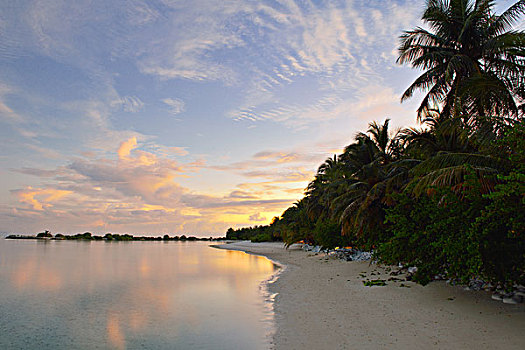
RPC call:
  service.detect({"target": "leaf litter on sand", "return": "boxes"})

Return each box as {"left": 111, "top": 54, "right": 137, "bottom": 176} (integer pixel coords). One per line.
{"left": 363, "top": 279, "right": 387, "bottom": 287}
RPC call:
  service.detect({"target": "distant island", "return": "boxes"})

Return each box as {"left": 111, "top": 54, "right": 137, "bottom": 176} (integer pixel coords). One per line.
{"left": 6, "top": 230, "right": 226, "bottom": 242}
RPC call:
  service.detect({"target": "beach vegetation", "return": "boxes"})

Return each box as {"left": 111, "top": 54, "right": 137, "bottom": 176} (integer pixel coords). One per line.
{"left": 226, "top": 0, "right": 524, "bottom": 287}
{"left": 363, "top": 279, "right": 387, "bottom": 287}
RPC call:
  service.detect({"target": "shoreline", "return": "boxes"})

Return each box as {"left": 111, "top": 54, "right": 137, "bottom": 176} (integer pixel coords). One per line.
{"left": 215, "top": 241, "right": 525, "bottom": 350}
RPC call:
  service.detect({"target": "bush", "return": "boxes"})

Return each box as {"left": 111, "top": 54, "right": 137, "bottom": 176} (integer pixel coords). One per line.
{"left": 251, "top": 232, "right": 272, "bottom": 242}
{"left": 473, "top": 124, "right": 525, "bottom": 287}
{"left": 313, "top": 219, "right": 347, "bottom": 249}
{"left": 378, "top": 182, "right": 485, "bottom": 285}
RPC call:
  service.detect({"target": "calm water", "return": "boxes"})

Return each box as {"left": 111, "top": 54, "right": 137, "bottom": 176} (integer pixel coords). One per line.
{"left": 0, "top": 239, "right": 277, "bottom": 349}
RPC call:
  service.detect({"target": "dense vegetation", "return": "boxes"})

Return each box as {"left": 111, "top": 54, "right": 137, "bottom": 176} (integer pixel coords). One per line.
{"left": 226, "top": 0, "right": 525, "bottom": 287}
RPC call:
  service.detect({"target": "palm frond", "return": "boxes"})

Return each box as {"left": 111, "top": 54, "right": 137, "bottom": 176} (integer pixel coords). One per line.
{"left": 410, "top": 152, "right": 501, "bottom": 176}
{"left": 487, "top": 0, "right": 525, "bottom": 36}
{"left": 409, "top": 165, "right": 499, "bottom": 196}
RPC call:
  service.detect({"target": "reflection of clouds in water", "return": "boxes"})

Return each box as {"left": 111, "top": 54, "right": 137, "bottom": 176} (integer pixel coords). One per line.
{"left": 217, "top": 250, "right": 275, "bottom": 274}
{"left": 2, "top": 241, "right": 276, "bottom": 349}
{"left": 128, "top": 311, "right": 147, "bottom": 331}
{"left": 11, "top": 259, "right": 62, "bottom": 291}
{"left": 107, "top": 313, "right": 125, "bottom": 350}
{"left": 139, "top": 256, "right": 150, "bottom": 277}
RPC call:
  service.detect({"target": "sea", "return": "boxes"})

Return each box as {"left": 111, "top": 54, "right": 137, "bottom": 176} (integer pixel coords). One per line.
{"left": 0, "top": 238, "right": 278, "bottom": 349}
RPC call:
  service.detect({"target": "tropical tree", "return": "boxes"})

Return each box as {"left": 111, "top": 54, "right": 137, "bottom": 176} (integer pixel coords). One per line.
{"left": 398, "top": 0, "right": 525, "bottom": 120}
{"left": 221, "top": 0, "right": 525, "bottom": 288}
{"left": 332, "top": 120, "right": 407, "bottom": 244}
{"left": 305, "top": 154, "right": 343, "bottom": 220}
{"left": 279, "top": 199, "right": 315, "bottom": 246}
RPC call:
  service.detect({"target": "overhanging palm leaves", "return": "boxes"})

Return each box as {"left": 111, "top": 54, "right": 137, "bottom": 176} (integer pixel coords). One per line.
{"left": 408, "top": 152, "right": 503, "bottom": 196}
{"left": 398, "top": 0, "right": 525, "bottom": 119}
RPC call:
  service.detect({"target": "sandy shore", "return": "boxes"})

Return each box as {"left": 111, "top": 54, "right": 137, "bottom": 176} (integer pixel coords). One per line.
{"left": 215, "top": 241, "right": 525, "bottom": 350}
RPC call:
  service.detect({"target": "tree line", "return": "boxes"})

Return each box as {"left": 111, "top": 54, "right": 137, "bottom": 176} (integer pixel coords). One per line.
{"left": 226, "top": 0, "right": 525, "bottom": 287}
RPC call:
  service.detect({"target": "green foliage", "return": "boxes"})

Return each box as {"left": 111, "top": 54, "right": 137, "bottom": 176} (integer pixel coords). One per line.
{"left": 378, "top": 181, "right": 486, "bottom": 285}
{"left": 225, "top": 224, "right": 283, "bottom": 242}
{"left": 398, "top": 0, "right": 525, "bottom": 119}
{"left": 313, "top": 219, "right": 347, "bottom": 249}
{"left": 473, "top": 123, "right": 525, "bottom": 286}
{"left": 363, "top": 279, "right": 387, "bottom": 287}
{"left": 251, "top": 232, "right": 273, "bottom": 243}
{"left": 222, "top": 2, "right": 524, "bottom": 287}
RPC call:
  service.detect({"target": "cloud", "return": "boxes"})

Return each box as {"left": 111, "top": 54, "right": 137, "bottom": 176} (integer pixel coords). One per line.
{"left": 249, "top": 212, "right": 266, "bottom": 222}
{"left": 211, "top": 147, "right": 322, "bottom": 173}
{"left": 0, "top": 0, "right": 428, "bottom": 235}
{"left": 168, "top": 147, "right": 189, "bottom": 157}
{"left": 231, "top": 84, "right": 417, "bottom": 129}
{"left": 252, "top": 150, "right": 321, "bottom": 164}
{"left": 181, "top": 195, "right": 291, "bottom": 210}
{"left": 5, "top": 137, "right": 297, "bottom": 234}
{"left": 162, "top": 98, "right": 185, "bottom": 116}
{"left": 228, "top": 190, "right": 257, "bottom": 199}
{"left": 16, "top": 144, "right": 63, "bottom": 160}
{"left": 117, "top": 137, "right": 138, "bottom": 159}
{"left": 242, "top": 168, "right": 313, "bottom": 183}
{"left": 0, "top": 83, "right": 24, "bottom": 123}
{"left": 13, "top": 167, "right": 69, "bottom": 178}
{"left": 131, "top": 0, "right": 420, "bottom": 91}
{"left": 115, "top": 96, "right": 145, "bottom": 113}
{"left": 0, "top": 100, "right": 20, "bottom": 122}
{"left": 136, "top": 1, "right": 247, "bottom": 82}
{"left": 69, "top": 140, "right": 185, "bottom": 205}
{"left": 11, "top": 187, "right": 72, "bottom": 211}
{"left": 253, "top": 151, "right": 300, "bottom": 163}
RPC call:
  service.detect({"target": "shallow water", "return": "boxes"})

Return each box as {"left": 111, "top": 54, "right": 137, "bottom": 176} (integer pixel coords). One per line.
{"left": 0, "top": 239, "right": 277, "bottom": 349}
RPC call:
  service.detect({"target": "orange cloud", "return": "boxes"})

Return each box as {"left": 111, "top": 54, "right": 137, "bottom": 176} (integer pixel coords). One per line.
{"left": 13, "top": 187, "right": 72, "bottom": 210}
{"left": 117, "top": 137, "right": 137, "bottom": 159}
{"left": 169, "top": 147, "right": 189, "bottom": 156}
{"left": 6, "top": 137, "right": 305, "bottom": 235}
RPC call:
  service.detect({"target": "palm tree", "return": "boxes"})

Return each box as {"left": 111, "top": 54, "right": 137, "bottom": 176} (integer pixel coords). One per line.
{"left": 279, "top": 199, "right": 314, "bottom": 247}
{"left": 400, "top": 110, "right": 474, "bottom": 157}
{"left": 398, "top": 0, "right": 525, "bottom": 120}
{"left": 305, "top": 155, "right": 345, "bottom": 220}
{"left": 331, "top": 120, "right": 408, "bottom": 242}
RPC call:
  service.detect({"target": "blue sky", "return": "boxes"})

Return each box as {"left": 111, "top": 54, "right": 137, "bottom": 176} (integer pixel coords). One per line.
{"left": 0, "top": 0, "right": 519, "bottom": 235}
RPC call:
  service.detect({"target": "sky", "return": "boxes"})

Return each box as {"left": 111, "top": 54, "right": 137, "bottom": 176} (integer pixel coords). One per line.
{"left": 0, "top": 0, "right": 519, "bottom": 236}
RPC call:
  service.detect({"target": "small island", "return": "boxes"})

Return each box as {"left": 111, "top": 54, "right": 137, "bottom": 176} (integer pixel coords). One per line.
{"left": 6, "top": 230, "right": 226, "bottom": 242}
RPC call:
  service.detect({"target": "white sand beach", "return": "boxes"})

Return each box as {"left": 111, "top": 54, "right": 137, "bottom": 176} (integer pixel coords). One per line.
{"left": 216, "top": 241, "right": 525, "bottom": 350}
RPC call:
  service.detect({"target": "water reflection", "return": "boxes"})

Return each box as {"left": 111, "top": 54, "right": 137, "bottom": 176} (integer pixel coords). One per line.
{"left": 107, "top": 313, "right": 125, "bottom": 350}
{"left": 0, "top": 240, "right": 276, "bottom": 349}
